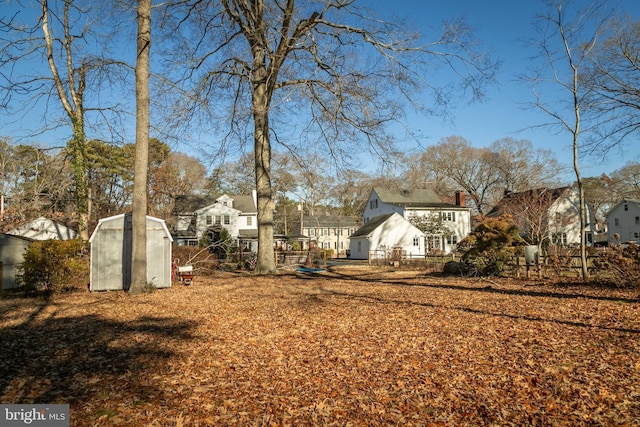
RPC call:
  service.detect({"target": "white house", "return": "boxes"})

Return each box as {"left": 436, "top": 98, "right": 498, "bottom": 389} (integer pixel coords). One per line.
{"left": 291, "top": 215, "right": 359, "bottom": 257}
{"left": 606, "top": 198, "right": 640, "bottom": 244}
{"left": 349, "top": 212, "right": 425, "bottom": 260}
{"left": 173, "top": 191, "right": 258, "bottom": 249}
{"left": 7, "top": 217, "right": 79, "bottom": 240}
{"left": 363, "top": 187, "right": 471, "bottom": 254}
{"left": 487, "top": 186, "right": 595, "bottom": 246}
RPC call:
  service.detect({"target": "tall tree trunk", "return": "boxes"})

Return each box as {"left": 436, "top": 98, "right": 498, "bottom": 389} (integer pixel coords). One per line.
{"left": 252, "top": 42, "right": 276, "bottom": 274}
{"left": 129, "top": 0, "right": 152, "bottom": 294}
{"left": 573, "top": 124, "right": 589, "bottom": 281}
{"left": 42, "top": 0, "right": 90, "bottom": 239}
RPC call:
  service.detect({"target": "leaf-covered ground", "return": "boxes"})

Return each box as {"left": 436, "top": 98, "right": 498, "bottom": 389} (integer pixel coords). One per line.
{"left": 1, "top": 266, "right": 639, "bottom": 426}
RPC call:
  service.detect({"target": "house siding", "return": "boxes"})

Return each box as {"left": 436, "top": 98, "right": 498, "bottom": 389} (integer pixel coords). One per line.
{"left": 174, "top": 192, "right": 258, "bottom": 246}
{"left": 607, "top": 199, "right": 640, "bottom": 243}
{"left": 362, "top": 187, "right": 471, "bottom": 255}
{"left": 349, "top": 213, "right": 425, "bottom": 260}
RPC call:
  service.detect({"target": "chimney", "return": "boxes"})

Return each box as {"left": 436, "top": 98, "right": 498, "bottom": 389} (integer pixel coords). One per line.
{"left": 455, "top": 191, "right": 465, "bottom": 207}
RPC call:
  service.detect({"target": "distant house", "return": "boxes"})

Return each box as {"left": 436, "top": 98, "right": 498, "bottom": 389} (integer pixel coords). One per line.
{"left": 363, "top": 187, "right": 471, "bottom": 254}
{"left": 606, "top": 198, "right": 640, "bottom": 244}
{"left": 173, "top": 191, "right": 258, "bottom": 250}
{"left": 349, "top": 213, "right": 425, "bottom": 260}
{"left": 291, "top": 215, "right": 359, "bottom": 257}
{"left": 6, "top": 217, "right": 79, "bottom": 241}
{"left": 487, "top": 186, "right": 595, "bottom": 246}
{"left": 0, "top": 233, "right": 33, "bottom": 290}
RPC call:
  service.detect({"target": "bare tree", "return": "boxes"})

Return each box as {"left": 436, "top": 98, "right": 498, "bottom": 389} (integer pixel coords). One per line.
{"left": 422, "top": 136, "right": 500, "bottom": 215}
{"left": 486, "top": 138, "right": 564, "bottom": 194}
{"left": 129, "top": 0, "right": 152, "bottom": 294}
{"left": 0, "top": 0, "right": 131, "bottom": 239}
{"left": 162, "top": 0, "right": 498, "bottom": 273}
{"left": 527, "top": 0, "right": 613, "bottom": 280}
{"left": 586, "top": 17, "right": 640, "bottom": 154}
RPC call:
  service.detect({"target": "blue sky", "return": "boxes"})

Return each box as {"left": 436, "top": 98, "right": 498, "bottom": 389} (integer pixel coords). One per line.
{"left": 2, "top": 0, "right": 640, "bottom": 184}
{"left": 366, "top": 0, "right": 640, "bottom": 182}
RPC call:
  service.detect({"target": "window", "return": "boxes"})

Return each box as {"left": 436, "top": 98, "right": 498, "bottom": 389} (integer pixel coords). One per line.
{"left": 441, "top": 212, "right": 456, "bottom": 221}
{"left": 215, "top": 215, "right": 221, "bottom": 225}
{"left": 446, "top": 235, "right": 458, "bottom": 245}
{"left": 224, "top": 215, "right": 230, "bottom": 225}
{"left": 309, "top": 229, "right": 315, "bottom": 236}
{"left": 615, "top": 218, "right": 620, "bottom": 226}
{"left": 551, "top": 233, "right": 568, "bottom": 246}
{"left": 358, "top": 241, "right": 362, "bottom": 252}
{"left": 370, "top": 199, "right": 378, "bottom": 209}
{"left": 206, "top": 215, "right": 212, "bottom": 225}
{"left": 412, "top": 237, "right": 420, "bottom": 246}
{"left": 323, "top": 228, "right": 328, "bottom": 236}
{"left": 636, "top": 216, "right": 639, "bottom": 225}
{"left": 247, "top": 216, "right": 252, "bottom": 226}
{"left": 624, "top": 204, "right": 629, "bottom": 211}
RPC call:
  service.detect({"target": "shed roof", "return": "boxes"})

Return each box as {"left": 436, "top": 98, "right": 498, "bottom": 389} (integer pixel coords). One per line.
{"left": 89, "top": 213, "right": 173, "bottom": 243}
{"left": 373, "top": 187, "right": 454, "bottom": 208}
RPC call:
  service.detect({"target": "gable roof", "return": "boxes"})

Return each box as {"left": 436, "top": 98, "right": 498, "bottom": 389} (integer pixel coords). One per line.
{"left": 607, "top": 198, "right": 640, "bottom": 217}
{"left": 486, "top": 187, "right": 571, "bottom": 218}
{"left": 174, "top": 193, "right": 257, "bottom": 215}
{"left": 297, "top": 215, "right": 359, "bottom": 228}
{"left": 232, "top": 195, "right": 257, "bottom": 214}
{"left": 350, "top": 213, "right": 395, "bottom": 238}
{"left": 373, "top": 187, "right": 455, "bottom": 208}
{"left": 6, "top": 217, "right": 79, "bottom": 240}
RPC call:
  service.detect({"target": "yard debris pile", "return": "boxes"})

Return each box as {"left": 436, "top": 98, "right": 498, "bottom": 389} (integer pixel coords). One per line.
{"left": 1, "top": 267, "right": 638, "bottom": 426}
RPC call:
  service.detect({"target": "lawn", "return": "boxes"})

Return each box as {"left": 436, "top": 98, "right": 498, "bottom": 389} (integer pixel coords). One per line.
{"left": 1, "top": 266, "right": 638, "bottom": 426}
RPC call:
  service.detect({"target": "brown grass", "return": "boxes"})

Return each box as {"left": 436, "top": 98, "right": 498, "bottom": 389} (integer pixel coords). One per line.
{"left": 1, "top": 266, "right": 639, "bottom": 426}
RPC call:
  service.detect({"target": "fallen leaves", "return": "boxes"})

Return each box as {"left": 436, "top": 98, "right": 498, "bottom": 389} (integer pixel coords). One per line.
{"left": 0, "top": 267, "right": 639, "bottom": 426}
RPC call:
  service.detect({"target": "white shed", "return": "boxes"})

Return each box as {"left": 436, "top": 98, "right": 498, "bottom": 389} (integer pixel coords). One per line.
{"left": 349, "top": 213, "right": 425, "bottom": 260}
{"left": 89, "top": 213, "right": 173, "bottom": 291}
{"left": 0, "top": 233, "right": 33, "bottom": 290}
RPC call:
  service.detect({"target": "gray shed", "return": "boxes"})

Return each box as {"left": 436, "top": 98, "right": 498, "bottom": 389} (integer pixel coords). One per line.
{"left": 89, "top": 213, "right": 173, "bottom": 291}
{"left": 0, "top": 233, "right": 33, "bottom": 290}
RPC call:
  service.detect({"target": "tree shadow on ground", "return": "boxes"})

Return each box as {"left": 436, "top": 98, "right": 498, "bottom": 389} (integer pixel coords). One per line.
{"left": 289, "top": 269, "right": 640, "bottom": 334}
{"left": 0, "top": 298, "right": 196, "bottom": 414}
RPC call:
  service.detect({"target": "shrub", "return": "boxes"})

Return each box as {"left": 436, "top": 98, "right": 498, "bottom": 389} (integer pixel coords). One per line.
{"left": 458, "top": 215, "right": 525, "bottom": 277}
{"left": 591, "top": 243, "right": 640, "bottom": 288}
{"left": 20, "top": 239, "right": 89, "bottom": 295}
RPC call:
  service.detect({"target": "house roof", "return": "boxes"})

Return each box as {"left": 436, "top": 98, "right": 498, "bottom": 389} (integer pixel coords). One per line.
{"left": 174, "top": 194, "right": 257, "bottom": 215}
{"left": 606, "top": 198, "right": 640, "bottom": 217}
{"left": 233, "top": 195, "right": 257, "bottom": 214}
{"left": 373, "top": 187, "right": 455, "bottom": 208}
{"left": 174, "top": 195, "right": 218, "bottom": 214}
{"left": 6, "top": 216, "right": 79, "bottom": 240}
{"left": 296, "top": 215, "right": 359, "bottom": 228}
{"left": 350, "top": 213, "right": 395, "bottom": 238}
{"left": 486, "top": 186, "right": 571, "bottom": 218}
